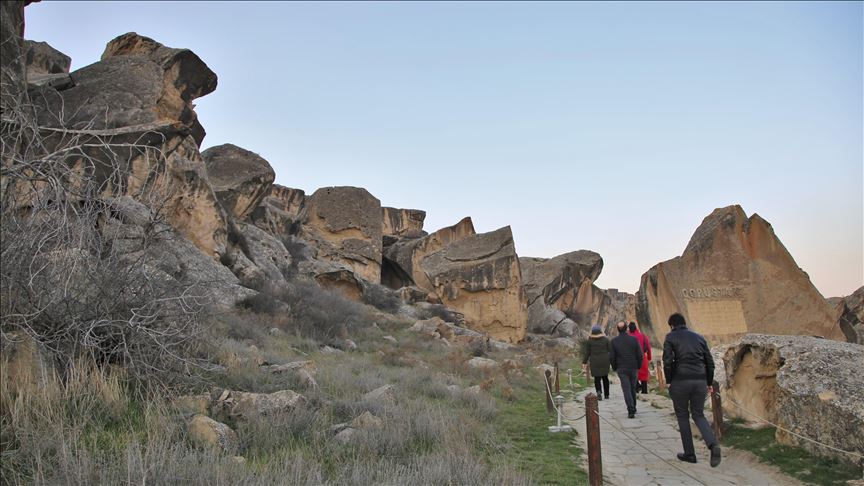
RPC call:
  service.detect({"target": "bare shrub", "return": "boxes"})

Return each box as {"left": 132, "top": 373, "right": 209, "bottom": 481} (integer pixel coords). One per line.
{"left": 0, "top": 95, "right": 209, "bottom": 384}
{"left": 360, "top": 283, "right": 401, "bottom": 313}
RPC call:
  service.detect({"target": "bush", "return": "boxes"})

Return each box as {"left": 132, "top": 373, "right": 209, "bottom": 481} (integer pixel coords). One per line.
{"left": 361, "top": 283, "right": 402, "bottom": 313}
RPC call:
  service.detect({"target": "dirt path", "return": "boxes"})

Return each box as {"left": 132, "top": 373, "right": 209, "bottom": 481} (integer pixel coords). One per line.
{"left": 562, "top": 386, "right": 804, "bottom": 486}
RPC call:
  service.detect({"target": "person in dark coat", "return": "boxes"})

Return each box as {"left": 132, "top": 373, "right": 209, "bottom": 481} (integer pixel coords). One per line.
{"left": 581, "top": 324, "right": 611, "bottom": 400}
{"left": 609, "top": 321, "right": 643, "bottom": 418}
{"left": 663, "top": 313, "right": 721, "bottom": 467}
{"left": 628, "top": 321, "right": 652, "bottom": 393}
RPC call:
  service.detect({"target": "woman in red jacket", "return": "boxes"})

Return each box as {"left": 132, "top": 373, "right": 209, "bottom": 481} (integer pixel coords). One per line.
{"left": 628, "top": 321, "right": 652, "bottom": 394}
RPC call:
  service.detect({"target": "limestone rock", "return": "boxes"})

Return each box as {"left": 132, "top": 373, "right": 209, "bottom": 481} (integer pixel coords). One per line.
{"left": 314, "top": 268, "right": 364, "bottom": 302}
{"left": 382, "top": 217, "right": 475, "bottom": 290}
{"left": 636, "top": 206, "right": 843, "bottom": 344}
{"left": 409, "top": 317, "right": 456, "bottom": 340}
{"left": 188, "top": 415, "right": 238, "bottom": 453}
{"left": 261, "top": 360, "right": 315, "bottom": 374}
{"left": 382, "top": 207, "right": 425, "bottom": 238}
{"left": 202, "top": 144, "right": 275, "bottom": 221}
{"left": 350, "top": 411, "right": 383, "bottom": 430}
{"left": 210, "top": 388, "right": 306, "bottom": 421}
{"left": 835, "top": 286, "right": 864, "bottom": 344}
{"left": 300, "top": 187, "right": 383, "bottom": 283}
{"left": 334, "top": 427, "right": 356, "bottom": 444}
{"left": 251, "top": 184, "right": 306, "bottom": 239}
{"left": 223, "top": 221, "right": 293, "bottom": 289}
{"left": 26, "top": 33, "right": 227, "bottom": 258}
{"left": 173, "top": 394, "right": 210, "bottom": 417}
{"left": 362, "top": 384, "right": 396, "bottom": 404}
{"left": 421, "top": 226, "right": 528, "bottom": 342}
{"left": 721, "top": 334, "right": 864, "bottom": 465}
{"left": 23, "top": 39, "right": 70, "bottom": 76}
{"left": 466, "top": 357, "right": 499, "bottom": 370}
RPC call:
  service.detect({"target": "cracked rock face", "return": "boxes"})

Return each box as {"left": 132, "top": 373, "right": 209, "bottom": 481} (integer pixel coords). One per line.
{"left": 636, "top": 205, "right": 843, "bottom": 345}
{"left": 382, "top": 207, "right": 425, "bottom": 238}
{"left": 299, "top": 186, "right": 383, "bottom": 283}
{"left": 421, "top": 226, "right": 528, "bottom": 343}
{"left": 721, "top": 334, "right": 864, "bottom": 465}
{"left": 202, "top": 144, "right": 275, "bottom": 221}
{"left": 383, "top": 217, "right": 475, "bottom": 291}
{"left": 833, "top": 286, "right": 864, "bottom": 345}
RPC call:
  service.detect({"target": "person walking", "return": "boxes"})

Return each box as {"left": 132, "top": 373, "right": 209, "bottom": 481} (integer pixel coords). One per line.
{"left": 628, "top": 321, "right": 652, "bottom": 394}
{"left": 581, "top": 324, "right": 611, "bottom": 400}
{"left": 663, "top": 313, "right": 722, "bottom": 467}
{"left": 609, "top": 321, "right": 642, "bottom": 418}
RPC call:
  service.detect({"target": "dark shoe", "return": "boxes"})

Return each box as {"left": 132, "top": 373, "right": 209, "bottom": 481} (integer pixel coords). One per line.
{"left": 628, "top": 413, "right": 635, "bottom": 419}
{"left": 604, "top": 395, "right": 610, "bottom": 400}
{"left": 597, "top": 394, "right": 603, "bottom": 401}
{"left": 677, "top": 453, "right": 697, "bottom": 464}
{"left": 710, "top": 444, "right": 721, "bottom": 467}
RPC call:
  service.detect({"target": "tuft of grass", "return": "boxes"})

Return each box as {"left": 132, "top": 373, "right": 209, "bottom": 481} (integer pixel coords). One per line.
{"left": 722, "top": 423, "right": 862, "bottom": 486}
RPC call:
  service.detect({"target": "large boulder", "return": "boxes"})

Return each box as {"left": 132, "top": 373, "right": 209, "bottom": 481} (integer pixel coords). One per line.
{"left": 0, "top": 0, "right": 26, "bottom": 114}
{"left": 422, "top": 226, "right": 528, "bottom": 342}
{"left": 187, "top": 415, "right": 239, "bottom": 453}
{"left": 720, "top": 334, "right": 864, "bottom": 465}
{"left": 636, "top": 206, "right": 843, "bottom": 344}
{"left": 222, "top": 221, "right": 294, "bottom": 290}
{"left": 382, "top": 207, "right": 425, "bottom": 238}
{"left": 299, "top": 187, "right": 383, "bottom": 283}
{"left": 520, "top": 251, "right": 602, "bottom": 334}
{"left": 23, "top": 39, "right": 70, "bottom": 76}
{"left": 382, "top": 217, "right": 475, "bottom": 290}
{"left": 250, "top": 184, "right": 306, "bottom": 239}
{"left": 201, "top": 144, "right": 275, "bottom": 221}
{"left": 833, "top": 286, "right": 864, "bottom": 345}
{"left": 210, "top": 388, "right": 306, "bottom": 421}
{"left": 25, "top": 33, "right": 227, "bottom": 258}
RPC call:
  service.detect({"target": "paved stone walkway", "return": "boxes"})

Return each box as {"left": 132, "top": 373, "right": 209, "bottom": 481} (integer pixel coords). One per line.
{"left": 561, "top": 385, "right": 803, "bottom": 486}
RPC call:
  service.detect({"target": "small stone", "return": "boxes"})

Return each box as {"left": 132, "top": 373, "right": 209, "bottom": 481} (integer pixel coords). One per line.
{"left": 362, "top": 384, "right": 396, "bottom": 403}
{"left": 334, "top": 427, "right": 356, "bottom": 444}
{"left": 350, "top": 411, "right": 383, "bottom": 430}
{"left": 467, "top": 356, "right": 499, "bottom": 370}
{"left": 231, "top": 456, "right": 246, "bottom": 466}
{"left": 382, "top": 335, "right": 398, "bottom": 344}
{"left": 188, "top": 415, "right": 238, "bottom": 453}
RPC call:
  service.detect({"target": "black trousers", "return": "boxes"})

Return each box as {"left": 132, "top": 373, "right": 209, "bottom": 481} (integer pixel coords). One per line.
{"left": 594, "top": 375, "right": 609, "bottom": 397}
{"left": 670, "top": 379, "right": 718, "bottom": 456}
{"left": 617, "top": 368, "right": 638, "bottom": 414}
{"left": 639, "top": 380, "right": 649, "bottom": 394}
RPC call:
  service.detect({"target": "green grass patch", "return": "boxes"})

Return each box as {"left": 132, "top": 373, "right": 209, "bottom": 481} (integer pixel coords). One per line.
{"left": 722, "top": 423, "right": 862, "bottom": 486}
{"left": 492, "top": 362, "right": 588, "bottom": 486}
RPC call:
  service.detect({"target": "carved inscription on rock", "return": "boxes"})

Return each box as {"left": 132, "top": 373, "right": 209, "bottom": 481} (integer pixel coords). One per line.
{"left": 685, "top": 299, "right": 747, "bottom": 336}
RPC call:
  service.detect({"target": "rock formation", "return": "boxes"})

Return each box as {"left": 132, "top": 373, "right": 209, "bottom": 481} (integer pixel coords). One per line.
{"left": 251, "top": 184, "right": 306, "bottom": 238}
{"left": 636, "top": 205, "right": 844, "bottom": 344}
{"left": 23, "top": 39, "right": 70, "bottom": 77}
{"left": 382, "top": 207, "right": 425, "bottom": 239}
{"left": 24, "top": 32, "right": 228, "bottom": 258}
{"left": 833, "top": 286, "right": 864, "bottom": 345}
{"left": 421, "top": 226, "right": 528, "bottom": 342}
{"left": 382, "top": 217, "right": 475, "bottom": 291}
{"left": 201, "top": 144, "right": 276, "bottom": 221}
{"left": 720, "top": 334, "right": 864, "bottom": 465}
{"left": 299, "top": 187, "right": 383, "bottom": 283}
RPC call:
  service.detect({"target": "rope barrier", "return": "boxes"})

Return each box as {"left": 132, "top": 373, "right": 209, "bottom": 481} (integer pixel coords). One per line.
{"left": 543, "top": 372, "right": 586, "bottom": 421}
{"left": 724, "top": 396, "right": 864, "bottom": 460}
{"left": 592, "top": 409, "right": 721, "bottom": 486}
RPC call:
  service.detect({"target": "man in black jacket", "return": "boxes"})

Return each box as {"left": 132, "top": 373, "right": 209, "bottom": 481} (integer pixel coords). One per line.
{"left": 610, "top": 321, "right": 643, "bottom": 418}
{"left": 663, "top": 313, "right": 721, "bottom": 467}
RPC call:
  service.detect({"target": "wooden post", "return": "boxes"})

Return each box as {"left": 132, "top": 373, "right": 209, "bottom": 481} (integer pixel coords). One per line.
{"left": 545, "top": 369, "right": 554, "bottom": 414}
{"left": 554, "top": 362, "right": 560, "bottom": 395}
{"left": 711, "top": 380, "right": 723, "bottom": 440}
{"left": 585, "top": 393, "right": 602, "bottom": 486}
{"left": 656, "top": 359, "right": 666, "bottom": 392}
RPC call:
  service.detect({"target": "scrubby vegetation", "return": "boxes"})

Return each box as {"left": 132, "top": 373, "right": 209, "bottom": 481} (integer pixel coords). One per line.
{"left": 1, "top": 277, "right": 589, "bottom": 484}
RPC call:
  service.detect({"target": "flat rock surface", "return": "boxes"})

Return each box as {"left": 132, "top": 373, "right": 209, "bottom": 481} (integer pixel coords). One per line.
{"left": 563, "top": 388, "right": 803, "bottom": 486}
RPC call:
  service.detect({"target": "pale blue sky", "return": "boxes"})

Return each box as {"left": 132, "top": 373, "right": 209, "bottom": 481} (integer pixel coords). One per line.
{"left": 25, "top": 1, "right": 863, "bottom": 296}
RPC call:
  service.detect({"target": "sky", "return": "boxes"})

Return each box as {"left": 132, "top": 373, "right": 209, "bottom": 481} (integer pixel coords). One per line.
{"left": 25, "top": 1, "right": 863, "bottom": 297}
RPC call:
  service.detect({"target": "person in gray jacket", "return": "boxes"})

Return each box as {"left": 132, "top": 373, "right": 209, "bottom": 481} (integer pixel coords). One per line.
{"left": 609, "top": 321, "right": 643, "bottom": 418}
{"left": 663, "top": 313, "right": 721, "bottom": 467}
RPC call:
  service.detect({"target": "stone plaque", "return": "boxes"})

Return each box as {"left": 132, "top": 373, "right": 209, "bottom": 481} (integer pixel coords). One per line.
{"left": 685, "top": 299, "right": 747, "bottom": 335}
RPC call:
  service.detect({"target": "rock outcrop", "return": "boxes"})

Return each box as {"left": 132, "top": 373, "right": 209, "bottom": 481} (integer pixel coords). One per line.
{"left": 25, "top": 32, "right": 228, "bottom": 258}
{"left": 188, "top": 414, "right": 239, "bottom": 453}
{"left": 202, "top": 144, "right": 276, "bottom": 221}
{"left": 251, "top": 184, "right": 306, "bottom": 239}
{"left": 720, "top": 334, "right": 864, "bottom": 465}
{"left": 299, "top": 187, "right": 383, "bottom": 283}
{"left": 382, "top": 207, "right": 425, "bottom": 238}
{"left": 23, "top": 39, "right": 70, "bottom": 76}
{"left": 422, "top": 226, "right": 527, "bottom": 342}
{"left": 636, "top": 206, "right": 843, "bottom": 344}
{"left": 0, "top": 1, "right": 26, "bottom": 114}
{"left": 382, "top": 217, "right": 475, "bottom": 291}
{"left": 833, "top": 286, "right": 864, "bottom": 345}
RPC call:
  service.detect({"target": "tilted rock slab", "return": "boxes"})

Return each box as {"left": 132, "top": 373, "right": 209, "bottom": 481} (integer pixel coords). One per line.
{"left": 422, "top": 226, "right": 528, "bottom": 343}
{"left": 382, "top": 206, "right": 426, "bottom": 238}
{"left": 383, "top": 216, "right": 475, "bottom": 290}
{"left": 201, "top": 144, "right": 275, "bottom": 221}
{"left": 251, "top": 184, "right": 306, "bottom": 239}
{"left": 25, "top": 32, "right": 227, "bottom": 258}
{"left": 300, "top": 186, "right": 383, "bottom": 283}
{"left": 210, "top": 388, "right": 306, "bottom": 421}
{"left": 636, "top": 205, "right": 843, "bottom": 344}
{"left": 834, "top": 286, "right": 864, "bottom": 345}
{"left": 721, "top": 334, "right": 864, "bottom": 465}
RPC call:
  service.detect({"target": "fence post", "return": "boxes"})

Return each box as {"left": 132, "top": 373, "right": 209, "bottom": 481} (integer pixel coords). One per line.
{"left": 585, "top": 393, "right": 602, "bottom": 486}
{"left": 554, "top": 362, "right": 560, "bottom": 394}
{"left": 656, "top": 359, "right": 666, "bottom": 392}
{"left": 545, "top": 369, "right": 554, "bottom": 414}
{"left": 711, "top": 380, "right": 723, "bottom": 440}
